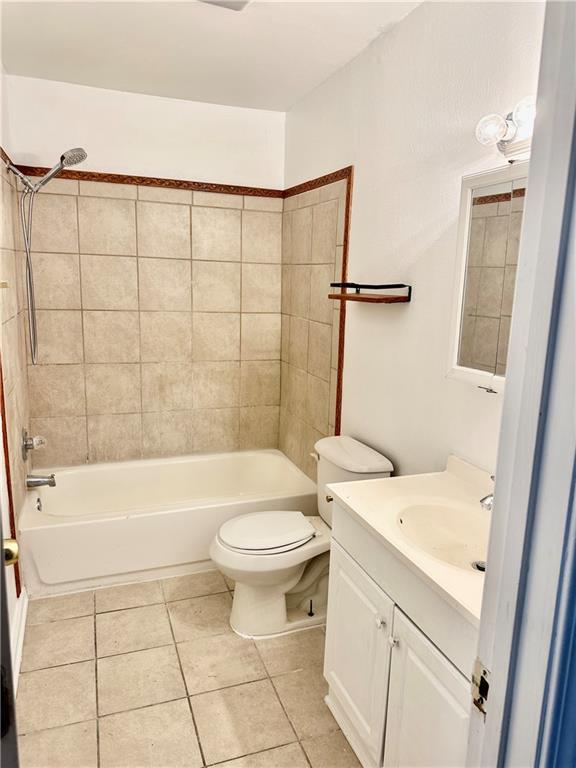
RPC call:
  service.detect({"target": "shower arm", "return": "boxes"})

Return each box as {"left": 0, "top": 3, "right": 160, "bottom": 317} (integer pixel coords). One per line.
{"left": 20, "top": 187, "right": 38, "bottom": 365}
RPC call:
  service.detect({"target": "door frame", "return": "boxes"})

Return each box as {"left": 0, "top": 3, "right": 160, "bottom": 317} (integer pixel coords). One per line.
{"left": 467, "top": 2, "right": 576, "bottom": 764}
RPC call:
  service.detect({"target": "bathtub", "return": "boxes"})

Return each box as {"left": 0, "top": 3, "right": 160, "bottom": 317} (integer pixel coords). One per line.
{"left": 19, "top": 449, "right": 317, "bottom": 597}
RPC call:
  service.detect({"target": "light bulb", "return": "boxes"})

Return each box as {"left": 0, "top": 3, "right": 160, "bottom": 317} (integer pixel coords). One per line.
{"left": 475, "top": 113, "right": 508, "bottom": 147}
{"left": 513, "top": 95, "right": 536, "bottom": 139}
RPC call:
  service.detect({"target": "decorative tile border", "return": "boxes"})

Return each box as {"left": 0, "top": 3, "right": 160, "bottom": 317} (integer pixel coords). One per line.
{"left": 473, "top": 187, "right": 526, "bottom": 206}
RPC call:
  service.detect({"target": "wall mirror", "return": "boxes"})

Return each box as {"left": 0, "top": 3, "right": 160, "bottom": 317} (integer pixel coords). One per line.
{"left": 450, "top": 162, "right": 528, "bottom": 389}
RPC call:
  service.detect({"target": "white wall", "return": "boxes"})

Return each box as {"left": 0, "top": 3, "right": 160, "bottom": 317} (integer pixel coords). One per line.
{"left": 285, "top": 2, "right": 544, "bottom": 475}
{"left": 3, "top": 76, "right": 285, "bottom": 188}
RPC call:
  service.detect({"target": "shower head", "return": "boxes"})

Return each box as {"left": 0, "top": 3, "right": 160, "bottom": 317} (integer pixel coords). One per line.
{"left": 33, "top": 147, "right": 87, "bottom": 190}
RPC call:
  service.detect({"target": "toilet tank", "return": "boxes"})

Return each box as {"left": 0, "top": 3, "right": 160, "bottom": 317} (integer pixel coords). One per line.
{"left": 314, "top": 436, "right": 393, "bottom": 526}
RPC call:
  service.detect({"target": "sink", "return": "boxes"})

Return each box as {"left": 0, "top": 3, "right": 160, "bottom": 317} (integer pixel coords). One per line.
{"left": 397, "top": 501, "right": 489, "bottom": 570}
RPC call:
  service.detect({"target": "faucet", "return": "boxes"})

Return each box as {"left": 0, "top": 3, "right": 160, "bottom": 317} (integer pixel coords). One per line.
{"left": 26, "top": 474, "right": 56, "bottom": 489}
{"left": 480, "top": 475, "right": 495, "bottom": 512}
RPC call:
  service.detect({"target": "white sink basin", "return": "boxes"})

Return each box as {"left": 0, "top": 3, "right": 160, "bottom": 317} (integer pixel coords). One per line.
{"left": 397, "top": 501, "right": 489, "bottom": 570}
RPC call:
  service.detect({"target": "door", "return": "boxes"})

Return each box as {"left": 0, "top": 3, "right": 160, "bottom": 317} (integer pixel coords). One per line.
{"left": 1, "top": 520, "right": 19, "bottom": 768}
{"left": 383, "top": 609, "right": 469, "bottom": 767}
{"left": 324, "top": 541, "right": 394, "bottom": 765}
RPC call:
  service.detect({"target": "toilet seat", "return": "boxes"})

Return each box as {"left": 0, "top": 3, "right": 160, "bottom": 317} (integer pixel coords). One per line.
{"left": 218, "top": 511, "right": 316, "bottom": 555}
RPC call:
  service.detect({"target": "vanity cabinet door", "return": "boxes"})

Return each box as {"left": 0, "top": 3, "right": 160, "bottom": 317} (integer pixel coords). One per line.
{"left": 383, "top": 609, "right": 470, "bottom": 767}
{"left": 325, "top": 541, "right": 394, "bottom": 766}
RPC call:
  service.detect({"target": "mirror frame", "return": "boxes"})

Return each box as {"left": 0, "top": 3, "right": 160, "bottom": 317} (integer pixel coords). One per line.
{"left": 448, "top": 160, "right": 529, "bottom": 392}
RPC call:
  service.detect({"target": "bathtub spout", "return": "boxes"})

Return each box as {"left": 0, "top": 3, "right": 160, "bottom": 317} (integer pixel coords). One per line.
{"left": 26, "top": 473, "right": 56, "bottom": 489}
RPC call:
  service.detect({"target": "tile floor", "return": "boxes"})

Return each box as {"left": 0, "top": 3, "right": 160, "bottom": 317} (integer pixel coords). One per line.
{"left": 17, "top": 571, "right": 360, "bottom": 768}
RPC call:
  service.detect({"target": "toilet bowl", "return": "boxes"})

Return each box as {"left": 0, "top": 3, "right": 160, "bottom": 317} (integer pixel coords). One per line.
{"left": 210, "top": 436, "right": 393, "bottom": 638}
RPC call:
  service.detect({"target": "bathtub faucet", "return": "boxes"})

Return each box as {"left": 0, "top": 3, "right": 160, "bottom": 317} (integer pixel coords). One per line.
{"left": 26, "top": 473, "right": 56, "bottom": 489}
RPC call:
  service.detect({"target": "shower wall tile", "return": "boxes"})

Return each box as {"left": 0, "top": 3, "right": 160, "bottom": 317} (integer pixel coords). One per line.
{"left": 192, "top": 208, "right": 241, "bottom": 262}
{"left": 192, "top": 362, "right": 240, "bottom": 409}
{"left": 311, "top": 201, "right": 338, "bottom": 264}
{"left": 81, "top": 254, "right": 138, "bottom": 311}
{"left": 192, "top": 313, "right": 240, "bottom": 362}
{"left": 78, "top": 198, "right": 136, "bottom": 256}
{"left": 141, "top": 362, "right": 193, "bottom": 412}
{"left": 192, "top": 408, "right": 239, "bottom": 452}
{"left": 32, "top": 253, "right": 81, "bottom": 309}
{"left": 243, "top": 196, "right": 283, "bottom": 213}
{"left": 31, "top": 195, "right": 79, "bottom": 253}
{"left": 79, "top": 181, "right": 137, "bottom": 200}
{"left": 137, "top": 201, "right": 191, "bottom": 260}
{"left": 240, "top": 406, "right": 279, "bottom": 449}
{"left": 240, "top": 361, "right": 280, "bottom": 407}
{"left": 291, "top": 208, "right": 313, "bottom": 264}
{"left": 85, "top": 364, "right": 141, "bottom": 415}
{"left": 140, "top": 312, "right": 192, "bottom": 362}
{"left": 32, "top": 177, "right": 79, "bottom": 196}
{"left": 87, "top": 414, "right": 142, "bottom": 463}
{"left": 83, "top": 311, "right": 140, "bottom": 363}
{"left": 138, "top": 257, "right": 191, "bottom": 312}
{"left": 241, "top": 314, "right": 281, "bottom": 361}
{"left": 35, "top": 310, "right": 84, "bottom": 364}
{"left": 142, "top": 411, "right": 192, "bottom": 458}
{"left": 241, "top": 263, "right": 281, "bottom": 313}
{"left": 193, "top": 192, "right": 243, "bottom": 209}
{"left": 138, "top": 186, "right": 192, "bottom": 205}
{"left": 28, "top": 364, "right": 86, "bottom": 418}
{"left": 29, "top": 417, "right": 88, "bottom": 468}
{"left": 241, "top": 211, "right": 282, "bottom": 263}
{"left": 192, "top": 261, "right": 240, "bottom": 312}
{"left": 307, "top": 322, "right": 332, "bottom": 382}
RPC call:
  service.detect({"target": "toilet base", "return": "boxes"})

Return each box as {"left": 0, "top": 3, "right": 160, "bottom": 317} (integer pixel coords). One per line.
{"left": 231, "top": 606, "right": 327, "bottom": 639}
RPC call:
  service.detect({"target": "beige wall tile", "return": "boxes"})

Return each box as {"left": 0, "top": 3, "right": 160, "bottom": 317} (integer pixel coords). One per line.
{"left": 472, "top": 201, "right": 498, "bottom": 218}
{"left": 81, "top": 254, "right": 138, "bottom": 310}
{"left": 242, "top": 211, "right": 282, "bottom": 263}
{"left": 331, "top": 308, "right": 340, "bottom": 367}
{"left": 32, "top": 252, "right": 81, "bottom": 309}
{"left": 329, "top": 371, "right": 337, "bottom": 429}
{"left": 31, "top": 195, "right": 78, "bottom": 253}
{"left": 30, "top": 416, "right": 88, "bottom": 467}
{"left": 476, "top": 267, "right": 504, "bottom": 318}
{"left": 308, "top": 322, "right": 332, "bottom": 382}
{"left": 79, "top": 181, "right": 137, "bottom": 199}
{"left": 506, "top": 212, "right": 522, "bottom": 265}
{"left": 192, "top": 361, "right": 239, "bottom": 409}
{"left": 29, "top": 364, "right": 86, "bottom": 417}
{"left": 319, "top": 180, "right": 347, "bottom": 203}
{"left": 334, "top": 245, "right": 344, "bottom": 283}
{"left": 142, "top": 411, "right": 193, "bottom": 457}
{"left": 462, "top": 266, "right": 481, "bottom": 315}
{"left": 511, "top": 195, "right": 525, "bottom": 212}
{"left": 0, "top": 249, "right": 17, "bottom": 321}
{"left": 472, "top": 316, "right": 499, "bottom": 369}
{"left": 483, "top": 216, "right": 508, "bottom": 266}
{"left": 289, "top": 317, "right": 309, "bottom": 371}
{"left": 243, "top": 196, "right": 283, "bottom": 212}
{"left": 281, "top": 315, "right": 290, "bottom": 363}
{"left": 241, "top": 314, "right": 281, "bottom": 360}
{"left": 78, "top": 197, "right": 136, "bottom": 256}
{"left": 282, "top": 211, "right": 292, "bottom": 265}
{"left": 467, "top": 218, "right": 486, "bottom": 267}
{"left": 83, "top": 311, "right": 140, "bottom": 363}
{"left": 239, "top": 405, "right": 279, "bottom": 449}
{"left": 283, "top": 195, "right": 298, "bottom": 212}
{"left": 240, "top": 361, "right": 280, "bottom": 406}
{"left": 137, "top": 201, "right": 191, "bottom": 260}
{"left": 336, "top": 198, "right": 346, "bottom": 247}
{"left": 141, "top": 362, "right": 193, "bottom": 411}
{"left": 192, "top": 313, "right": 240, "bottom": 361}
{"left": 497, "top": 315, "right": 511, "bottom": 367}
{"left": 192, "top": 261, "right": 240, "bottom": 312}
{"left": 192, "top": 207, "right": 241, "bottom": 262}
{"left": 458, "top": 314, "right": 476, "bottom": 367}
{"left": 281, "top": 265, "right": 292, "bottom": 313}
{"left": 140, "top": 312, "right": 192, "bottom": 362}
{"left": 287, "top": 366, "right": 307, "bottom": 420}
{"left": 85, "top": 364, "right": 141, "bottom": 415}
{"left": 138, "top": 186, "right": 192, "bottom": 204}
{"left": 306, "top": 374, "right": 329, "bottom": 434}
{"left": 290, "top": 265, "right": 311, "bottom": 318}
{"left": 311, "top": 201, "right": 338, "bottom": 264}
{"left": 87, "top": 413, "right": 142, "bottom": 462}
{"left": 193, "top": 192, "right": 243, "bottom": 209}
{"left": 502, "top": 266, "right": 517, "bottom": 316}
{"left": 35, "top": 310, "right": 83, "bottom": 364}
{"left": 309, "top": 265, "right": 332, "bottom": 324}
{"left": 139, "top": 257, "right": 191, "bottom": 311}
{"left": 291, "top": 207, "right": 312, "bottom": 264}
{"left": 34, "top": 177, "right": 79, "bottom": 196}
{"left": 192, "top": 408, "right": 240, "bottom": 452}
{"left": 242, "top": 264, "right": 281, "bottom": 312}
{"left": 298, "top": 189, "right": 321, "bottom": 208}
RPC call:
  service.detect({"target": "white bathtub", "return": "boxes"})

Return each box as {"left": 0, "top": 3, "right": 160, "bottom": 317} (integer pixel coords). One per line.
{"left": 19, "top": 450, "right": 317, "bottom": 597}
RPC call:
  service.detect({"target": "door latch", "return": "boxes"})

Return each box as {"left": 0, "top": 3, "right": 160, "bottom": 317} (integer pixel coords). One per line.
{"left": 472, "top": 658, "right": 490, "bottom": 719}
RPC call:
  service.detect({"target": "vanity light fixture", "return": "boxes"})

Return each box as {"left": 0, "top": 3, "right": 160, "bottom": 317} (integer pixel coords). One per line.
{"left": 475, "top": 96, "right": 536, "bottom": 162}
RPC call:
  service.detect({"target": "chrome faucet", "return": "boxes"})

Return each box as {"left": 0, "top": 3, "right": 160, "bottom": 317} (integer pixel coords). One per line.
{"left": 480, "top": 475, "right": 495, "bottom": 512}
{"left": 26, "top": 474, "right": 56, "bottom": 489}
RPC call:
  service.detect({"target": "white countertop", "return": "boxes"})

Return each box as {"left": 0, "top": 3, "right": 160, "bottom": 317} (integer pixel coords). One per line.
{"left": 327, "top": 456, "right": 493, "bottom": 624}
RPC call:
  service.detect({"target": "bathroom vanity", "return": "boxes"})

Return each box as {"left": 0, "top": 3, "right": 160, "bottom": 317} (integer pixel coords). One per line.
{"left": 323, "top": 457, "right": 492, "bottom": 768}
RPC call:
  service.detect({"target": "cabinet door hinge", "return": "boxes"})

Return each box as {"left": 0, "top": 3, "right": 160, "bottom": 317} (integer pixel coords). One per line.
{"left": 471, "top": 658, "right": 490, "bottom": 719}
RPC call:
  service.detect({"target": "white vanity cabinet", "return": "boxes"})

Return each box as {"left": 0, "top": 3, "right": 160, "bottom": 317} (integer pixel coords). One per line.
{"left": 324, "top": 539, "right": 471, "bottom": 768}
{"left": 324, "top": 541, "right": 394, "bottom": 766}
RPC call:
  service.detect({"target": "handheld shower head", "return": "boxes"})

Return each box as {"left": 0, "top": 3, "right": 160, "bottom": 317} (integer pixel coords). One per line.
{"left": 34, "top": 147, "right": 87, "bottom": 190}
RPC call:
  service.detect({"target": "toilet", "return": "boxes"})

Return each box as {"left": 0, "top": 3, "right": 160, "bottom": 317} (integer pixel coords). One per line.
{"left": 210, "top": 436, "right": 393, "bottom": 638}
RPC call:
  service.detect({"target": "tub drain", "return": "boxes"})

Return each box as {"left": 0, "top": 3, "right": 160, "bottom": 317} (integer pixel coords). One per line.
{"left": 472, "top": 560, "right": 486, "bottom": 572}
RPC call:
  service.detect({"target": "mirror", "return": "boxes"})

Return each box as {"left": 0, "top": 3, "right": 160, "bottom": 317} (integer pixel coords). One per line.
{"left": 453, "top": 164, "right": 527, "bottom": 382}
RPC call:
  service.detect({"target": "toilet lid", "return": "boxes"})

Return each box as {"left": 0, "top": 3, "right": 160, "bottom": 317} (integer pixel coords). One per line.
{"left": 219, "top": 511, "right": 316, "bottom": 552}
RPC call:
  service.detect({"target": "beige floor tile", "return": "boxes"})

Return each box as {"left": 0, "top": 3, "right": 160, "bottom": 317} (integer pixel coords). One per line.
{"left": 224, "top": 575, "right": 235, "bottom": 591}
{"left": 18, "top": 721, "right": 97, "bottom": 768}
{"left": 95, "top": 581, "right": 163, "bottom": 613}
{"left": 178, "top": 633, "right": 266, "bottom": 695}
{"left": 17, "top": 661, "right": 96, "bottom": 734}
{"left": 301, "top": 731, "right": 361, "bottom": 768}
{"left": 162, "top": 570, "right": 228, "bottom": 602}
{"left": 27, "top": 591, "right": 94, "bottom": 625}
{"left": 167, "top": 592, "right": 232, "bottom": 642}
{"left": 99, "top": 699, "right": 202, "bottom": 768}
{"left": 255, "top": 627, "right": 325, "bottom": 676}
{"left": 21, "top": 616, "right": 95, "bottom": 672}
{"left": 97, "top": 645, "right": 186, "bottom": 715}
{"left": 217, "top": 743, "right": 309, "bottom": 768}
{"left": 272, "top": 667, "right": 338, "bottom": 740}
{"left": 96, "top": 604, "right": 173, "bottom": 657}
{"left": 191, "top": 679, "right": 295, "bottom": 764}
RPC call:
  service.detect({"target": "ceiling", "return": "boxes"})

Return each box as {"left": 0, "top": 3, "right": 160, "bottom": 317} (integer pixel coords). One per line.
{"left": 1, "top": 1, "right": 418, "bottom": 111}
